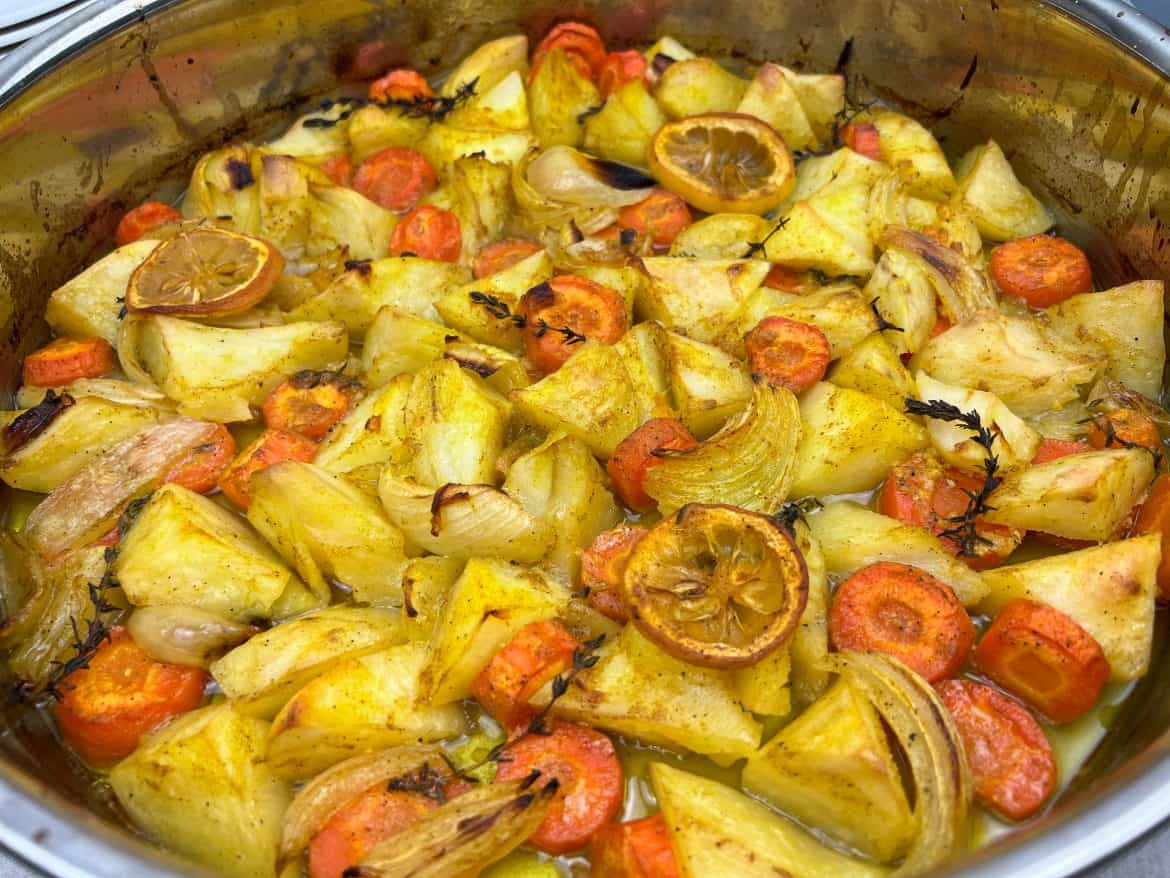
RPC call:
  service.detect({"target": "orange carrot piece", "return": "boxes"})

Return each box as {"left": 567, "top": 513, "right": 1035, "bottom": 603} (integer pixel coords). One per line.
{"left": 473, "top": 238, "right": 542, "bottom": 279}
{"left": 162, "top": 424, "right": 237, "bottom": 494}
{"left": 598, "top": 50, "right": 649, "bottom": 97}
{"left": 217, "top": 429, "right": 318, "bottom": 509}
{"left": 530, "top": 22, "right": 607, "bottom": 83}
{"left": 989, "top": 235, "right": 1093, "bottom": 308}
{"left": 840, "top": 122, "right": 881, "bottom": 160}
{"left": 1086, "top": 408, "right": 1161, "bottom": 451}
{"left": 516, "top": 275, "right": 628, "bottom": 373}
{"left": 974, "top": 598, "right": 1109, "bottom": 723}
{"left": 1135, "top": 472, "right": 1170, "bottom": 602}
{"left": 368, "top": 68, "right": 434, "bottom": 103}
{"left": 829, "top": 561, "right": 974, "bottom": 683}
{"left": 606, "top": 418, "right": 698, "bottom": 512}
{"left": 580, "top": 525, "right": 647, "bottom": 623}
{"left": 470, "top": 620, "right": 579, "bottom": 732}
{"left": 744, "top": 316, "right": 830, "bottom": 393}
{"left": 617, "top": 189, "right": 692, "bottom": 249}
{"left": 308, "top": 785, "right": 435, "bottom": 878}
{"left": 589, "top": 814, "right": 681, "bottom": 878}
{"left": 115, "top": 201, "right": 182, "bottom": 245}
{"left": 261, "top": 371, "right": 361, "bottom": 441}
{"left": 353, "top": 147, "right": 437, "bottom": 213}
{"left": 22, "top": 337, "right": 117, "bottom": 388}
{"left": 389, "top": 205, "right": 462, "bottom": 262}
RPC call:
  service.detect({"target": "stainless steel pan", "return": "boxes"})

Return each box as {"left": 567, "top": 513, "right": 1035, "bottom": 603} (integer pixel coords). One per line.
{"left": 0, "top": 0, "right": 1168, "bottom": 875}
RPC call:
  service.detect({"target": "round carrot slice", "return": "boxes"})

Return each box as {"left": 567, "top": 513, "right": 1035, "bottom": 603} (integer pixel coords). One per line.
{"left": 368, "top": 68, "right": 435, "bottom": 103}
{"left": 989, "top": 235, "right": 1093, "bottom": 308}
{"left": 1031, "top": 438, "right": 1092, "bottom": 464}
{"left": 879, "top": 453, "right": 1021, "bottom": 570}
{"left": 598, "top": 49, "right": 648, "bottom": 98}
{"left": 516, "top": 275, "right": 628, "bottom": 373}
{"left": 623, "top": 504, "right": 808, "bottom": 668}
{"left": 1086, "top": 408, "right": 1161, "bottom": 451}
{"left": 473, "top": 238, "right": 542, "bottom": 279}
{"left": 470, "top": 620, "right": 579, "bottom": 732}
{"left": 389, "top": 205, "right": 462, "bottom": 262}
{"left": 494, "top": 721, "right": 623, "bottom": 854}
{"left": 589, "top": 814, "right": 681, "bottom": 878}
{"left": 974, "top": 598, "right": 1109, "bottom": 723}
{"left": 116, "top": 201, "right": 183, "bottom": 246}
{"left": 581, "top": 525, "right": 647, "bottom": 623}
{"left": 762, "top": 265, "right": 809, "bottom": 293}
{"left": 56, "top": 627, "right": 207, "bottom": 765}
{"left": 308, "top": 785, "right": 436, "bottom": 878}
{"left": 617, "top": 189, "right": 692, "bottom": 249}
{"left": 353, "top": 147, "right": 437, "bottom": 213}
{"left": 126, "top": 227, "right": 284, "bottom": 316}
{"left": 829, "top": 561, "right": 974, "bottom": 683}
{"left": 649, "top": 114, "right": 796, "bottom": 215}
{"left": 744, "top": 316, "right": 830, "bottom": 393}
{"left": 261, "top": 370, "right": 362, "bottom": 441}
{"left": 320, "top": 154, "right": 354, "bottom": 187}
{"left": 162, "top": 424, "right": 237, "bottom": 494}
{"left": 606, "top": 418, "right": 698, "bottom": 512}
{"left": 217, "top": 428, "right": 318, "bottom": 509}
{"left": 936, "top": 679, "right": 1057, "bottom": 821}
{"left": 1135, "top": 472, "right": 1170, "bottom": 602}
{"left": 22, "top": 337, "right": 117, "bottom": 388}
{"left": 839, "top": 122, "right": 882, "bottom": 161}
{"left": 530, "top": 22, "right": 607, "bottom": 83}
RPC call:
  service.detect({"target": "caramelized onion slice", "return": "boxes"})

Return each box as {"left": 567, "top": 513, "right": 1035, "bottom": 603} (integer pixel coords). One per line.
{"left": 127, "top": 606, "right": 255, "bottom": 668}
{"left": 644, "top": 382, "right": 802, "bottom": 515}
{"left": 831, "top": 651, "right": 972, "bottom": 876}
{"left": 22, "top": 418, "right": 218, "bottom": 559}
{"left": 280, "top": 745, "right": 448, "bottom": 862}
{"left": 527, "top": 146, "right": 656, "bottom": 208}
{"left": 880, "top": 225, "right": 996, "bottom": 323}
{"left": 350, "top": 778, "right": 556, "bottom": 878}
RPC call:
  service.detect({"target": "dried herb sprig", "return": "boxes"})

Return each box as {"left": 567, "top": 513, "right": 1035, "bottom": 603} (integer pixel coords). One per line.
{"left": 387, "top": 761, "right": 452, "bottom": 804}
{"left": 869, "top": 298, "right": 904, "bottom": 333}
{"left": 33, "top": 563, "right": 121, "bottom": 702}
{"left": 773, "top": 497, "right": 823, "bottom": 534}
{"left": 513, "top": 634, "right": 606, "bottom": 742}
{"left": 468, "top": 291, "right": 586, "bottom": 347}
{"left": 904, "top": 397, "right": 1002, "bottom": 556}
{"left": 742, "top": 217, "right": 790, "bottom": 259}
{"left": 300, "top": 78, "right": 478, "bottom": 130}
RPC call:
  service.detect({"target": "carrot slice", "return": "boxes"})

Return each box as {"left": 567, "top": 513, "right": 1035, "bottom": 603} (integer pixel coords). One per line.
{"left": 936, "top": 679, "right": 1057, "bottom": 821}
{"left": 930, "top": 313, "right": 952, "bottom": 338}
{"left": 598, "top": 50, "right": 649, "bottom": 98}
{"left": 368, "top": 68, "right": 434, "bottom": 103}
{"left": 530, "top": 22, "right": 607, "bottom": 83}
{"left": 1135, "top": 473, "right": 1170, "bottom": 602}
{"left": 617, "top": 189, "right": 692, "bottom": 249}
{"left": 389, "top": 205, "right": 462, "bottom": 262}
{"left": 1031, "top": 438, "right": 1092, "bottom": 464}
{"left": 217, "top": 428, "right": 318, "bottom": 509}
{"left": 589, "top": 814, "right": 681, "bottom": 878}
{"left": 879, "top": 453, "right": 1021, "bottom": 570}
{"left": 495, "top": 721, "right": 623, "bottom": 854}
{"left": 829, "top": 561, "right": 974, "bottom": 683}
{"left": 261, "top": 370, "right": 362, "bottom": 441}
{"left": 22, "top": 337, "right": 117, "bottom": 388}
{"left": 353, "top": 147, "right": 437, "bottom": 213}
{"left": 974, "top": 598, "right": 1110, "bottom": 723}
{"left": 989, "top": 235, "right": 1093, "bottom": 308}
{"left": 115, "top": 201, "right": 182, "bottom": 246}
{"left": 744, "top": 316, "right": 830, "bottom": 393}
{"left": 320, "top": 154, "right": 354, "bottom": 187}
{"left": 762, "top": 264, "right": 809, "bottom": 293}
{"left": 162, "top": 424, "right": 237, "bottom": 494}
{"left": 1086, "top": 408, "right": 1161, "bottom": 451}
{"left": 470, "top": 620, "right": 579, "bottom": 732}
{"left": 581, "top": 525, "right": 647, "bottom": 623}
{"left": 308, "top": 784, "right": 435, "bottom": 878}
{"left": 517, "top": 276, "right": 628, "bottom": 373}
{"left": 840, "top": 122, "right": 882, "bottom": 161}
{"left": 606, "top": 418, "right": 698, "bottom": 512}
{"left": 473, "top": 238, "right": 542, "bottom": 279}
{"left": 55, "top": 627, "right": 207, "bottom": 765}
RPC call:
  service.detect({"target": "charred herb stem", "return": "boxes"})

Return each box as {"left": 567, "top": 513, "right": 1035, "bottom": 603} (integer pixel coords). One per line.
{"left": 741, "top": 217, "right": 790, "bottom": 258}
{"left": 468, "top": 291, "right": 586, "bottom": 347}
{"left": 904, "top": 397, "right": 1002, "bottom": 556}
{"left": 869, "top": 297, "right": 905, "bottom": 333}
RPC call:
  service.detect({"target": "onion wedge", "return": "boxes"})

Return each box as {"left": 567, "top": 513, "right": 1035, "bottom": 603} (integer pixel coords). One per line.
{"left": 830, "top": 651, "right": 972, "bottom": 876}
{"left": 279, "top": 745, "right": 448, "bottom": 863}
{"left": 23, "top": 418, "right": 220, "bottom": 559}
{"left": 348, "top": 777, "right": 556, "bottom": 878}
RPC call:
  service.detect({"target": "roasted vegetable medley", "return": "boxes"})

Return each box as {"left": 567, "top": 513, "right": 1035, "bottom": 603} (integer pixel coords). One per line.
{"left": 3, "top": 20, "right": 1168, "bottom": 878}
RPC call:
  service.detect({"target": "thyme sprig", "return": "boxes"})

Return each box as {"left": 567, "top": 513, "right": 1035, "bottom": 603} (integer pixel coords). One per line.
{"left": 301, "top": 79, "right": 478, "bottom": 129}
{"left": 384, "top": 635, "right": 606, "bottom": 800}
{"left": 904, "top": 397, "right": 1002, "bottom": 556}
{"left": 468, "top": 291, "right": 586, "bottom": 346}
{"left": 869, "top": 298, "right": 905, "bottom": 333}
{"left": 773, "top": 497, "right": 823, "bottom": 534}
{"left": 741, "top": 217, "right": 790, "bottom": 259}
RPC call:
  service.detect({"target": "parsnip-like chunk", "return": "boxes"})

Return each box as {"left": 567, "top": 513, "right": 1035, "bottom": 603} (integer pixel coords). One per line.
{"left": 583, "top": 79, "right": 666, "bottom": 166}
{"left": 110, "top": 704, "right": 290, "bottom": 878}
{"left": 45, "top": 240, "right": 157, "bottom": 344}
{"left": 662, "top": 330, "right": 752, "bottom": 438}
{"left": 656, "top": 58, "right": 748, "bottom": 119}
{"left": 980, "top": 535, "right": 1160, "bottom": 680}
{"left": 954, "top": 140, "right": 1053, "bottom": 240}
{"left": 638, "top": 257, "right": 770, "bottom": 345}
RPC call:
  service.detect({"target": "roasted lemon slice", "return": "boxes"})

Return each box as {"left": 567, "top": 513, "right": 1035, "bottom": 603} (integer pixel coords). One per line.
{"left": 126, "top": 227, "right": 284, "bottom": 316}
{"left": 648, "top": 113, "right": 796, "bottom": 215}
{"left": 623, "top": 503, "right": 808, "bottom": 668}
